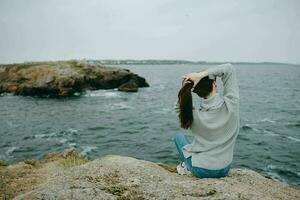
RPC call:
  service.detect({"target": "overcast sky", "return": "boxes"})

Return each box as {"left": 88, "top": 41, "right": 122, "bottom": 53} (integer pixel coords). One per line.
{"left": 0, "top": 0, "right": 299, "bottom": 64}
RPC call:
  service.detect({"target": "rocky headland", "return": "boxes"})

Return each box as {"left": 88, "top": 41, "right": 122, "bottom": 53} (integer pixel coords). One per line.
{"left": 0, "top": 60, "right": 149, "bottom": 97}
{"left": 0, "top": 150, "right": 299, "bottom": 200}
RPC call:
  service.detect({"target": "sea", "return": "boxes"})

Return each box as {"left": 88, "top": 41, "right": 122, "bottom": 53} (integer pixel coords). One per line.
{"left": 0, "top": 63, "right": 299, "bottom": 186}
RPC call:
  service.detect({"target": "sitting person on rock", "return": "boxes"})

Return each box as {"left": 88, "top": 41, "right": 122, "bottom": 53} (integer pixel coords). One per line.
{"left": 175, "top": 63, "right": 239, "bottom": 178}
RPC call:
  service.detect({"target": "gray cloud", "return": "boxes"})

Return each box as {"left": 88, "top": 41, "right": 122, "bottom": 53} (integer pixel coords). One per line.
{"left": 0, "top": 0, "right": 299, "bottom": 64}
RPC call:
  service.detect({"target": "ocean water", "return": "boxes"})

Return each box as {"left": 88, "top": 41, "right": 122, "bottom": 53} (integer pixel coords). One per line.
{"left": 0, "top": 64, "right": 299, "bottom": 186}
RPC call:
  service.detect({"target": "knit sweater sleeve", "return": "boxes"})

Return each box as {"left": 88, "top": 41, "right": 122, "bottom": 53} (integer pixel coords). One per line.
{"left": 206, "top": 63, "right": 239, "bottom": 110}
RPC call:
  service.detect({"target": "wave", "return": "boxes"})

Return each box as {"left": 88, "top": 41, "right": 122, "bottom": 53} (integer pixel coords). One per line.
{"left": 60, "top": 128, "right": 78, "bottom": 135}
{"left": 5, "top": 120, "right": 20, "bottom": 128}
{"left": 265, "top": 164, "right": 286, "bottom": 183}
{"left": 238, "top": 134, "right": 250, "bottom": 141}
{"left": 257, "top": 119, "right": 300, "bottom": 127}
{"left": 258, "top": 118, "right": 276, "bottom": 123}
{"left": 285, "top": 122, "right": 300, "bottom": 128}
{"left": 88, "top": 126, "right": 107, "bottom": 131}
{"left": 240, "top": 124, "right": 259, "bottom": 132}
{"left": 68, "top": 143, "right": 77, "bottom": 147}
{"left": 0, "top": 92, "right": 14, "bottom": 97}
{"left": 28, "top": 128, "right": 80, "bottom": 149}
{"left": 254, "top": 141, "right": 267, "bottom": 145}
{"left": 83, "top": 90, "right": 121, "bottom": 98}
{"left": 152, "top": 149, "right": 173, "bottom": 154}
{"left": 33, "top": 128, "right": 78, "bottom": 140}
{"left": 80, "top": 146, "right": 98, "bottom": 156}
{"left": 34, "top": 133, "right": 53, "bottom": 139}
{"left": 263, "top": 130, "right": 279, "bottom": 137}
{"left": 266, "top": 164, "right": 300, "bottom": 182}
{"left": 241, "top": 124, "right": 253, "bottom": 130}
{"left": 265, "top": 171, "right": 285, "bottom": 183}
{"left": 58, "top": 138, "right": 77, "bottom": 148}
{"left": 59, "top": 138, "right": 68, "bottom": 144}
{"left": 285, "top": 136, "right": 300, "bottom": 142}
{"left": 5, "top": 146, "right": 18, "bottom": 156}
{"left": 263, "top": 130, "right": 300, "bottom": 142}
{"left": 107, "top": 102, "right": 133, "bottom": 110}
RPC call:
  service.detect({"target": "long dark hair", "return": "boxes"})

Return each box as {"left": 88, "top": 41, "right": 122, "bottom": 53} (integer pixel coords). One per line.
{"left": 177, "top": 76, "right": 215, "bottom": 129}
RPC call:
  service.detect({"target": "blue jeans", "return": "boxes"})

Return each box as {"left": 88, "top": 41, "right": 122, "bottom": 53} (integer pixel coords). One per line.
{"left": 174, "top": 132, "right": 231, "bottom": 178}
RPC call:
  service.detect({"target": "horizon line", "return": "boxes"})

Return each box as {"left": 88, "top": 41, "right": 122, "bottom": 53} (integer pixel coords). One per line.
{"left": 0, "top": 58, "right": 299, "bottom": 66}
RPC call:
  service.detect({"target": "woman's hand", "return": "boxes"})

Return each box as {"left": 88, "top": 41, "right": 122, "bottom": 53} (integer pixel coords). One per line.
{"left": 182, "top": 77, "right": 193, "bottom": 86}
{"left": 182, "top": 71, "right": 208, "bottom": 90}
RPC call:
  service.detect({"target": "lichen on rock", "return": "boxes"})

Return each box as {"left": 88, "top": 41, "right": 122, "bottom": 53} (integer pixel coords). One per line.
{"left": 1, "top": 150, "right": 299, "bottom": 200}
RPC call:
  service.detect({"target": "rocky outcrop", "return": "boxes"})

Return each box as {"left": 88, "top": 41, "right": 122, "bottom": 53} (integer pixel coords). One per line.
{"left": 0, "top": 60, "right": 149, "bottom": 97}
{"left": 118, "top": 79, "right": 138, "bottom": 92}
{"left": 1, "top": 150, "right": 299, "bottom": 200}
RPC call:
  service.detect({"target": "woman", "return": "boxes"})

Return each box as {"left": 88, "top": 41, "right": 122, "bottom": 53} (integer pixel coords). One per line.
{"left": 175, "top": 63, "right": 239, "bottom": 178}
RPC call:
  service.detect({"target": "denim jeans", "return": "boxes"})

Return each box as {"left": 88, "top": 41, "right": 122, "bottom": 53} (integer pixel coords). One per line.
{"left": 174, "top": 132, "right": 231, "bottom": 178}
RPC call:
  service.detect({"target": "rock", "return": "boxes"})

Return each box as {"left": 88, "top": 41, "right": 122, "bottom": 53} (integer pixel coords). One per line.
{"left": 0, "top": 60, "right": 149, "bottom": 97}
{"left": 118, "top": 79, "right": 138, "bottom": 92}
{"left": 3, "top": 154, "right": 298, "bottom": 200}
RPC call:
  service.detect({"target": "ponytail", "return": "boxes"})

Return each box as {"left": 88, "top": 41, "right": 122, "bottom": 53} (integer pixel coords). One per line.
{"left": 176, "top": 80, "right": 194, "bottom": 129}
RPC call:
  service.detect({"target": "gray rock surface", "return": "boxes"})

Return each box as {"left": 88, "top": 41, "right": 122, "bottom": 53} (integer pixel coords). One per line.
{"left": 0, "top": 60, "right": 149, "bottom": 97}
{"left": 14, "top": 155, "right": 300, "bottom": 200}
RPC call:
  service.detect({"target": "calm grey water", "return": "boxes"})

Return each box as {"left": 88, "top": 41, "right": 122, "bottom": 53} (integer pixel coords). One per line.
{"left": 0, "top": 64, "right": 299, "bottom": 186}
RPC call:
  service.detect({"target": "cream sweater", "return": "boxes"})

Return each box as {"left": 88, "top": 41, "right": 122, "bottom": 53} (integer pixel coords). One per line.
{"left": 182, "top": 63, "right": 240, "bottom": 170}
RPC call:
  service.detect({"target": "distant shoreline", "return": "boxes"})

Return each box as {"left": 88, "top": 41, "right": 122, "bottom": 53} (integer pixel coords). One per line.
{"left": 1, "top": 59, "right": 299, "bottom": 66}
{"left": 93, "top": 59, "right": 300, "bottom": 66}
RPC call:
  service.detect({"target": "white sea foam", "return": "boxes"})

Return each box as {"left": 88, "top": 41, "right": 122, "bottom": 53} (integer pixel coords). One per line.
{"left": 285, "top": 122, "right": 300, "bottom": 127}
{"left": 0, "top": 92, "right": 13, "bottom": 97}
{"left": 80, "top": 146, "right": 98, "bottom": 156}
{"left": 263, "top": 130, "right": 300, "bottom": 142}
{"left": 265, "top": 164, "right": 289, "bottom": 183}
{"left": 84, "top": 90, "right": 121, "bottom": 98}
{"left": 263, "top": 130, "right": 279, "bottom": 137}
{"left": 258, "top": 118, "right": 276, "bottom": 123}
{"left": 286, "top": 136, "right": 300, "bottom": 142}
{"left": 108, "top": 102, "right": 133, "bottom": 110}
{"left": 242, "top": 124, "right": 260, "bottom": 132}
{"left": 59, "top": 138, "right": 68, "bottom": 144}
{"left": 49, "top": 132, "right": 57, "bottom": 137}
{"left": 34, "top": 129, "right": 77, "bottom": 142}
{"left": 266, "top": 171, "right": 284, "bottom": 182}
{"left": 68, "top": 143, "right": 77, "bottom": 147}
{"left": 34, "top": 132, "right": 57, "bottom": 139}
{"left": 65, "top": 128, "right": 78, "bottom": 134}
{"left": 34, "top": 134, "right": 48, "bottom": 139}
{"left": 6, "top": 146, "right": 18, "bottom": 156}
{"left": 266, "top": 164, "right": 277, "bottom": 170}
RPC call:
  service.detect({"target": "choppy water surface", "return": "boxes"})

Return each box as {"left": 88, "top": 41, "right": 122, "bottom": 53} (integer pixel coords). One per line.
{"left": 0, "top": 64, "right": 299, "bottom": 186}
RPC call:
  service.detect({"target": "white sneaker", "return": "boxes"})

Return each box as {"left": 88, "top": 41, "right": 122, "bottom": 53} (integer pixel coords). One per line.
{"left": 176, "top": 161, "right": 191, "bottom": 176}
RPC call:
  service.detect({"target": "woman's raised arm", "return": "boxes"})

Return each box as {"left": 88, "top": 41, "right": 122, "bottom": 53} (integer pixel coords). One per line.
{"left": 183, "top": 63, "right": 239, "bottom": 107}
{"left": 206, "top": 63, "right": 239, "bottom": 100}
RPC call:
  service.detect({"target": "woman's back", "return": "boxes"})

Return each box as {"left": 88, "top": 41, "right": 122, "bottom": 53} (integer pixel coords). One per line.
{"left": 181, "top": 63, "right": 240, "bottom": 170}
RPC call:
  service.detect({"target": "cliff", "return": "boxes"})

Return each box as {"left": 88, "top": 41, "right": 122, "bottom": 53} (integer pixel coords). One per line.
{"left": 0, "top": 150, "right": 299, "bottom": 200}
{"left": 0, "top": 60, "right": 149, "bottom": 97}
